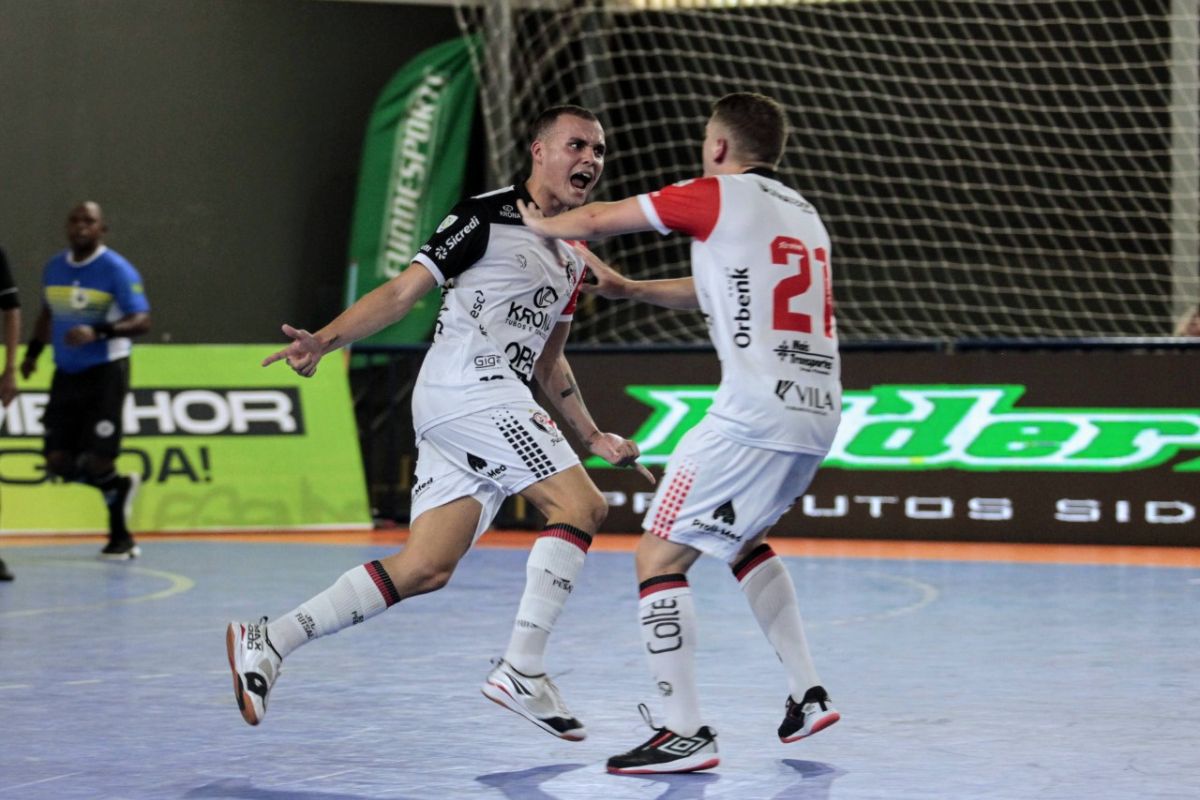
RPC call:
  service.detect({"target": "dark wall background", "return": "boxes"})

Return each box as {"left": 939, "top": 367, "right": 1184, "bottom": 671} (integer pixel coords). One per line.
{"left": 0, "top": 0, "right": 461, "bottom": 343}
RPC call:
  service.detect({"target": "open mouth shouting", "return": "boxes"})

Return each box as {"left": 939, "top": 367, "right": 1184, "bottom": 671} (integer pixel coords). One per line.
{"left": 569, "top": 170, "right": 595, "bottom": 192}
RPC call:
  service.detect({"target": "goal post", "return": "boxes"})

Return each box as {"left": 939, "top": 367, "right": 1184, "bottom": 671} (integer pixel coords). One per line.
{"left": 455, "top": 0, "right": 1200, "bottom": 343}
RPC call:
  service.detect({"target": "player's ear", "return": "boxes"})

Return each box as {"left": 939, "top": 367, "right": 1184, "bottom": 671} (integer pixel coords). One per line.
{"left": 712, "top": 137, "right": 729, "bottom": 165}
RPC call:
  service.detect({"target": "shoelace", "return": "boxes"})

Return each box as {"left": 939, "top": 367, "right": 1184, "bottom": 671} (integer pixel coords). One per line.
{"left": 636, "top": 702, "right": 660, "bottom": 732}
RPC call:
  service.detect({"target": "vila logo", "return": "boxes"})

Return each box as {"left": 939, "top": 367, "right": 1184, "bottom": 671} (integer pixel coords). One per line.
{"left": 468, "top": 453, "right": 488, "bottom": 472}
{"left": 713, "top": 500, "right": 736, "bottom": 525}
{"left": 775, "top": 380, "right": 793, "bottom": 401}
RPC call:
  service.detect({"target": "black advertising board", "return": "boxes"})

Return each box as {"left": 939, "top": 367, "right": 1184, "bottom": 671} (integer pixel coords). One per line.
{"left": 571, "top": 348, "right": 1199, "bottom": 546}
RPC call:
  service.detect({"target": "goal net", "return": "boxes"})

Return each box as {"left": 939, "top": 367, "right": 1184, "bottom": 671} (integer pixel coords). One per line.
{"left": 454, "top": 0, "right": 1200, "bottom": 343}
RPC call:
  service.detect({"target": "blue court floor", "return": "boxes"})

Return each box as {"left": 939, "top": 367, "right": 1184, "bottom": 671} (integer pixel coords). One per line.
{"left": 0, "top": 536, "right": 1196, "bottom": 800}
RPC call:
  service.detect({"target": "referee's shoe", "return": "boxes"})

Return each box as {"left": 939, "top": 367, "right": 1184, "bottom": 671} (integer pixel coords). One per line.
{"left": 101, "top": 473, "right": 141, "bottom": 560}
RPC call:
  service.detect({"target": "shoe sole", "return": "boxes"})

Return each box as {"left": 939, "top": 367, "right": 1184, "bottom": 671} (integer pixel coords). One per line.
{"left": 226, "top": 623, "right": 261, "bottom": 726}
{"left": 607, "top": 756, "right": 720, "bottom": 775}
{"left": 98, "top": 546, "right": 141, "bottom": 560}
{"left": 780, "top": 711, "right": 840, "bottom": 743}
{"left": 481, "top": 681, "right": 586, "bottom": 741}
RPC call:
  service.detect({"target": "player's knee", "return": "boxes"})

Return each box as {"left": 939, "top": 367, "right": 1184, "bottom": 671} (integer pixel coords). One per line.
{"left": 44, "top": 452, "right": 78, "bottom": 481}
{"left": 580, "top": 486, "right": 608, "bottom": 531}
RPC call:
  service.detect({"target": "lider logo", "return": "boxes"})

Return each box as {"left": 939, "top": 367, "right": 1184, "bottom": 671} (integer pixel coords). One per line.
{"left": 586, "top": 384, "right": 1200, "bottom": 473}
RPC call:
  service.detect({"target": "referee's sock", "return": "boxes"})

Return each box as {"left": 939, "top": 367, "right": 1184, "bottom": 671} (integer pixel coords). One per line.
{"left": 87, "top": 469, "right": 134, "bottom": 537}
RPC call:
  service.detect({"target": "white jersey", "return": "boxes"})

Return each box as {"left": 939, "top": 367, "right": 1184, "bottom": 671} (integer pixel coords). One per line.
{"left": 409, "top": 184, "right": 587, "bottom": 440}
{"left": 638, "top": 170, "right": 841, "bottom": 454}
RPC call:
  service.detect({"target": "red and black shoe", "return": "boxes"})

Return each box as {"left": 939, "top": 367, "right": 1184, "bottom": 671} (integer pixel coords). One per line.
{"left": 607, "top": 704, "right": 719, "bottom": 774}
{"left": 778, "top": 685, "right": 840, "bottom": 743}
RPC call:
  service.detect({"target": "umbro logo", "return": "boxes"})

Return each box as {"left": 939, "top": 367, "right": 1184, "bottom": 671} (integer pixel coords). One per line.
{"left": 662, "top": 733, "right": 709, "bottom": 756}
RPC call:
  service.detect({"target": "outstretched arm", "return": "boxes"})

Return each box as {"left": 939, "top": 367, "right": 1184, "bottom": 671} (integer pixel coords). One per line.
{"left": 518, "top": 196, "right": 651, "bottom": 240}
{"left": 263, "top": 263, "right": 438, "bottom": 377}
{"left": 534, "top": 321, "right": 654, "bottom": 484}
{"left": 574, "top": 245, "right": 699, "bottom": 310}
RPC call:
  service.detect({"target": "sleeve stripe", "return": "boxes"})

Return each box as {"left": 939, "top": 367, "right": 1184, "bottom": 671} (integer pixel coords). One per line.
{"left": 637, "top": 194, "right": 672, "bottom": 236}
{"left": 411, "top": 253, "right": 447, "bottom": 286}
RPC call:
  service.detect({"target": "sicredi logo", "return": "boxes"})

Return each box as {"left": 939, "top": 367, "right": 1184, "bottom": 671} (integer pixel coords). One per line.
{"left": 0, "top": 388, "right": 304, "bottom": 436}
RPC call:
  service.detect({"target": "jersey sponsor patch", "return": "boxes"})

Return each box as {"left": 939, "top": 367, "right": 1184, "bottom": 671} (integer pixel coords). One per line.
{"left": 436, "top": 214, "right": 458, "bottom": 233}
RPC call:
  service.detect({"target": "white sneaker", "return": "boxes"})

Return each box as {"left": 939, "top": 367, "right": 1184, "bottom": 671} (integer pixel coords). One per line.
{"left": 226, "top": 617, "right": 282, "bottom": 726}
{"left": 481, "top": 659, "right": 586, "bottom": 741}
{"left": 778, "top": 685, "right": 840, "bottom": 742}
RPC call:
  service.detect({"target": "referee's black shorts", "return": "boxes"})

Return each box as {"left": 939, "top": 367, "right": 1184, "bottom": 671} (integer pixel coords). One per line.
{"left": 43, "top": 358, "right": 130, "bottom": 459}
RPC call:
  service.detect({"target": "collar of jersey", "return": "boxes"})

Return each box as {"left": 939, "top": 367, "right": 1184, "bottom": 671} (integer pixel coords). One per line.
{"left": 514, "top": 180, "right": 536, "bottom": 207}
{"left": 67, "top": 244, "right": 108, "bottom": 267}
{"left": 744, "top": 167, "right": 780, "bottom": 181}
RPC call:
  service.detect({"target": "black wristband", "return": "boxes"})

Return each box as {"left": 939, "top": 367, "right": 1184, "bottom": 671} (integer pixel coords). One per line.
{"left": 92, "top": 322, "right": 115, "bottom": 339}
{"left": 25, "top": 339, "right": 44, "bottom": 361}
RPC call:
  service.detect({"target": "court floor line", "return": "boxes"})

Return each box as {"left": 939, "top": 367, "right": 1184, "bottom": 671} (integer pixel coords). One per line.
{"left": 2, "top": 530, "right": 1198, "bottom": 568}
{"left": 0, "top": 559, "right": 195, "bottom": 619}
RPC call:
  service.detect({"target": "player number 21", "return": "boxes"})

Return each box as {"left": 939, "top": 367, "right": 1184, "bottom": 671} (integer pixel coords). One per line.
{"left": 771, "top": 235, "right": 832, "bottom": 337}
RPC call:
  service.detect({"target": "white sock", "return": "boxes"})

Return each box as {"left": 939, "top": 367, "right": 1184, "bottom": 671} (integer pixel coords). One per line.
{"left": 639, "top": 574, "right": 703, "bottom": 737}
{"left": 267, "top": 560, "right": 401, "bottom": 659}
{"left": 733, "top": 544, "right": 821, "bottom": 699}
{"left": 503, "top": 524, "right": 592, "bottom": 675}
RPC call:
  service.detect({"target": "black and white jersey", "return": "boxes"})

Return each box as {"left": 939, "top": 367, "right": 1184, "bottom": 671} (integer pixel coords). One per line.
{"left": 409, "top": 183, "right": 587, "bottom": 440}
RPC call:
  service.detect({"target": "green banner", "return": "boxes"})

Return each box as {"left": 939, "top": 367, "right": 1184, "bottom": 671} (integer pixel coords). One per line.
{"left": 345, "top": 35, "right": 479, "bottom": 344}
{"left": 586, "top": 384, "right": 1200, "bottom": 473}
{"left": 0, "top": 345, "right": 371, "bottom": 533}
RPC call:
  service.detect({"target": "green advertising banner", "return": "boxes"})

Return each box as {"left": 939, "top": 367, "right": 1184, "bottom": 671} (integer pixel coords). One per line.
{"left": 345, "top": 35, "right": 479, "bottom": 344}
{"left": 587, "top": 384, "right": 1200, "bottom": 473}
{"left": 0, "top": 345, "right": 371, "bottom": 533}
{"left": 554, "top": 349, "right": 1198, "bottom": 545}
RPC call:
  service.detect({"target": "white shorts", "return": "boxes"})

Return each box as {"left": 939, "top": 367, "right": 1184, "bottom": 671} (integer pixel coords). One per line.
{"left": 409, "top": 403, "right": 581, "bottom": 542}
{"left": 642, "top": 417, "right": 824, "bottom": 562}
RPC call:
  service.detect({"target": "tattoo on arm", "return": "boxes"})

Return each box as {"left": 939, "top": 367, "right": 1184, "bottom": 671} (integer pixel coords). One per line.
{"left": 560, "top": 383, "right": 577, "bottom": 399}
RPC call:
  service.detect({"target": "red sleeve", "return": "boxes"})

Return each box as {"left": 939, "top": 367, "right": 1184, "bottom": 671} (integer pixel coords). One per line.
{"left": 645, "top": 177, "right": 721, "bottom": 241}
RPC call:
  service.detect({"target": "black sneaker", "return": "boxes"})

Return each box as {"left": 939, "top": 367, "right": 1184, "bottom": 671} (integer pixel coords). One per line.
{"left": 0, "top": 556, "right": 13, "bottom": 581}
{"left": 778, "top": 685, "right": 840, "bottom": 742}
{"left": 100, "top": 536, "right": 141, "bottom": 560}
{"left": 607, "top": 704, "right": 719, "bottom": 775}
